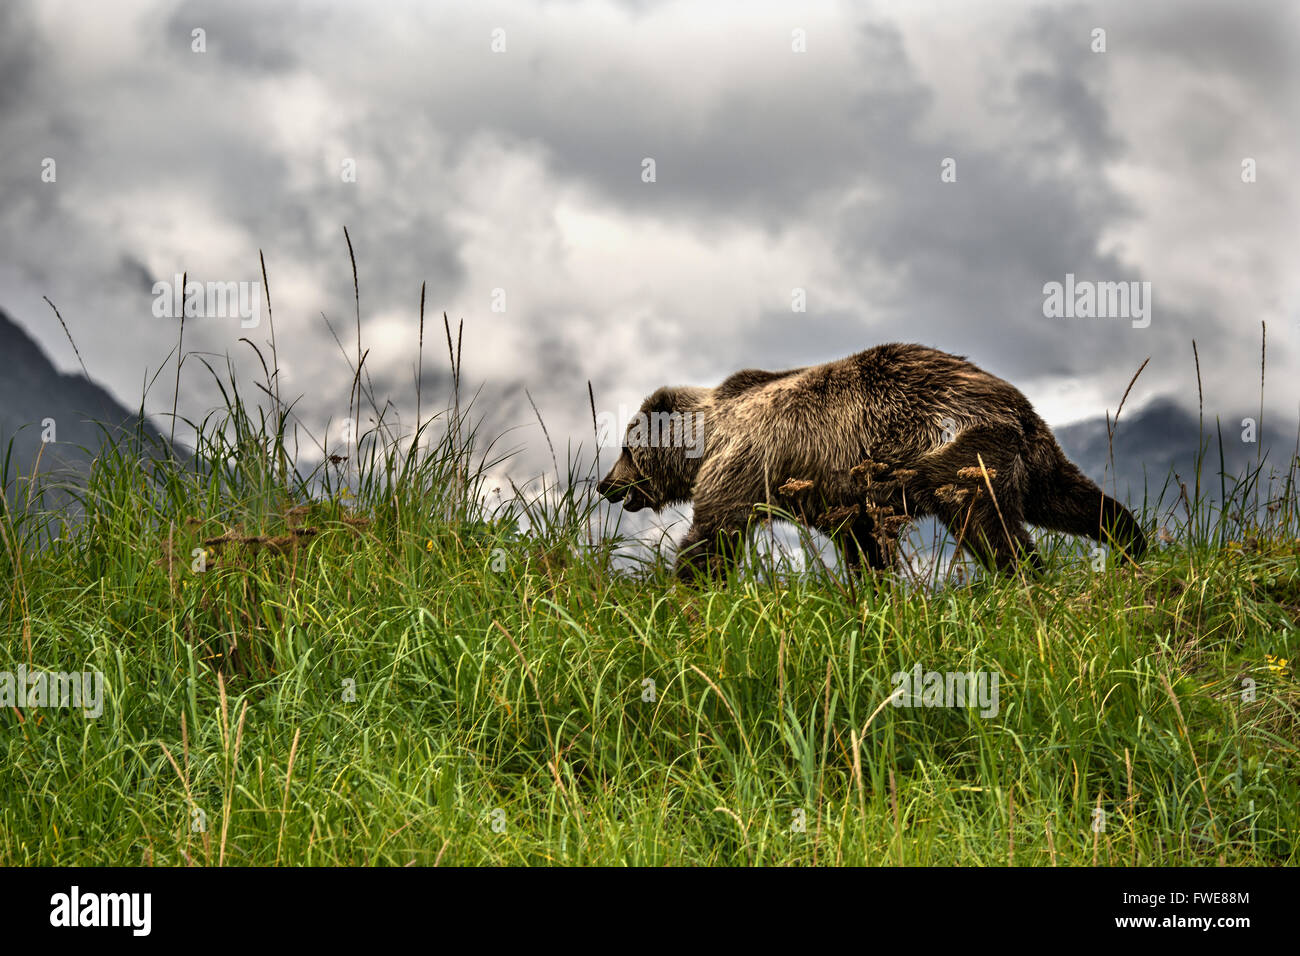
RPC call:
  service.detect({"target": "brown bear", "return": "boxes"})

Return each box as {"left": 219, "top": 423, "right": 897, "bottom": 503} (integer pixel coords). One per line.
{"left": 596, "top": 343, "right": 1147, "bottom": 582}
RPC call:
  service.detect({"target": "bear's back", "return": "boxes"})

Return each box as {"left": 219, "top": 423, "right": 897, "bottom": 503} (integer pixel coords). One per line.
{"left": 704, "top": 343, "right": 1041, "bottom": 469}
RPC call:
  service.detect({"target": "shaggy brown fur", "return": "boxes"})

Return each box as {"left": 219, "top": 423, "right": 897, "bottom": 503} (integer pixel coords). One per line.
{"left": 596, "top": 343, "right": 1147, "bottom": 582}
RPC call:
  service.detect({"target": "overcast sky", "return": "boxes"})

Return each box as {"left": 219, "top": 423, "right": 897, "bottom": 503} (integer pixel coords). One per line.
{"left": 2, "top": 0, "right": 1297, "bottom": 488}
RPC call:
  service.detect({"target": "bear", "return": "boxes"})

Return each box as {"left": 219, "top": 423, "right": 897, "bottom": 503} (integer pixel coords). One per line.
{"left": 596, "top": 343, "right": 1147, "bottom": 582}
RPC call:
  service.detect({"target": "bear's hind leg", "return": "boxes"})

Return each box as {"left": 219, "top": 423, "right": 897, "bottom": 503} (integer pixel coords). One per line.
{"left": 941, "top": 501, "right": 1041, "bottom": 575}
{"left": 915, "top": 424, "right": 1042, "bottom": 576}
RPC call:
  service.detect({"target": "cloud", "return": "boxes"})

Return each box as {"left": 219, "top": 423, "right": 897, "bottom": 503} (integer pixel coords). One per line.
{"left": 165, "top": 0, "right": 307, "bottom": 73}
{"left": 0, "top": 3, "right": 43, "bottom": 117}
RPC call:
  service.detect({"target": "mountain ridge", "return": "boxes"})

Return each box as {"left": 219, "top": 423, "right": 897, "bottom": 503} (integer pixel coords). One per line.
{"left": 1, "top": 307, "right": 170, "bottom": 505}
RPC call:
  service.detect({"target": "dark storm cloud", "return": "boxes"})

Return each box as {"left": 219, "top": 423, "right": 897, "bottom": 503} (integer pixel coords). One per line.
{"left": 0, "top": 4, "right": 43, "bottom": 116}
{"left": 687, "top": 308, "right": 876, "bottom": 375}
{"left": 832, "top": 136, "right": 1144, "bottom": 377}
{"left": 0, "top": 0, "right": 469, "bottom": 443}
{"left": 118, "top": 255, "right": 156, "bottom": 296}
{"left": 422, "top": 17, "right": 933, "bottom": 230}
{"left": 165, "top": 0, "right": 306, "bottom": 73}
{"left": 671, "top": 11, "right": 1157, "bottom": 386}
{"left": 1123, "top": 0, "right": 1298, "bottom": 94}
{"left": 1012, "top": 8, "right": 1125, "bottom": 163}
{"left": 670, "top": 2, "right": 1291, "bottom": 415}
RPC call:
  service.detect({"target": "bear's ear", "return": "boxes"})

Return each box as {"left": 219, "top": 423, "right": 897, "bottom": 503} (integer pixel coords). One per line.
{"left": 643, "top": 386, "right": 678, "bottom": 416}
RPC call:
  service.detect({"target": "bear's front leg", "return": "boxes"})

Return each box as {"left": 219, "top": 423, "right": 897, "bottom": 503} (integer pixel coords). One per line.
{"left": 832, "top": 515, "right": 894, "bottom": 573}
{"left": 674, "top": 517, "right": 746, "bottom": 584}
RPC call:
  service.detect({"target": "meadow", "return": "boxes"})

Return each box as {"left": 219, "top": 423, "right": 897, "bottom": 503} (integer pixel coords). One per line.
{"left": 1, "top": 276, "right": 1296, "bottom": 867}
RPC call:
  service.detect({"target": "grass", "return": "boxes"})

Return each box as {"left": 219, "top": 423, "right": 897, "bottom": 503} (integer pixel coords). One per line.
{"left": 1, "top": 257, "right": 1297, "bottom": 866}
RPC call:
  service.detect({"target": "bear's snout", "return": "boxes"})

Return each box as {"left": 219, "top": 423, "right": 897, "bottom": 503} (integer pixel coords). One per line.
{"left": 596, "top": 473, "right": 625, "bottom": 501}
{"left": 598, "top": 453, "right": 648, "bottom": 512}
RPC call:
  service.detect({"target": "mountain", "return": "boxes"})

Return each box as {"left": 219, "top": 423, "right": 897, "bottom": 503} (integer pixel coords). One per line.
{"left": 1055, "top": 395, "right": 1291, "bottom": 512}
{"left": 0, "top": 307, "right": 170, "bottom": 510}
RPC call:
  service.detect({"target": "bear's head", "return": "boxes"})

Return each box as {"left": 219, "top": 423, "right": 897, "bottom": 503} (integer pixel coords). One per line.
{"left": 597, "top": 386, "right": 708, "bottom": 513}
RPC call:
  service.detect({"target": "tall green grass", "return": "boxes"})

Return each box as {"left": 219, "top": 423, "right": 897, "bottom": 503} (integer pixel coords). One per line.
{"left": 1, "top": 257, "right": 1296, "bottom": 866}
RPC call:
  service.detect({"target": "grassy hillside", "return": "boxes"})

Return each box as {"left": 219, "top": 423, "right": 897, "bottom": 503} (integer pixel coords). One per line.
{"left": 1, "top": 319, "right": 1297, "bottom": 867}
